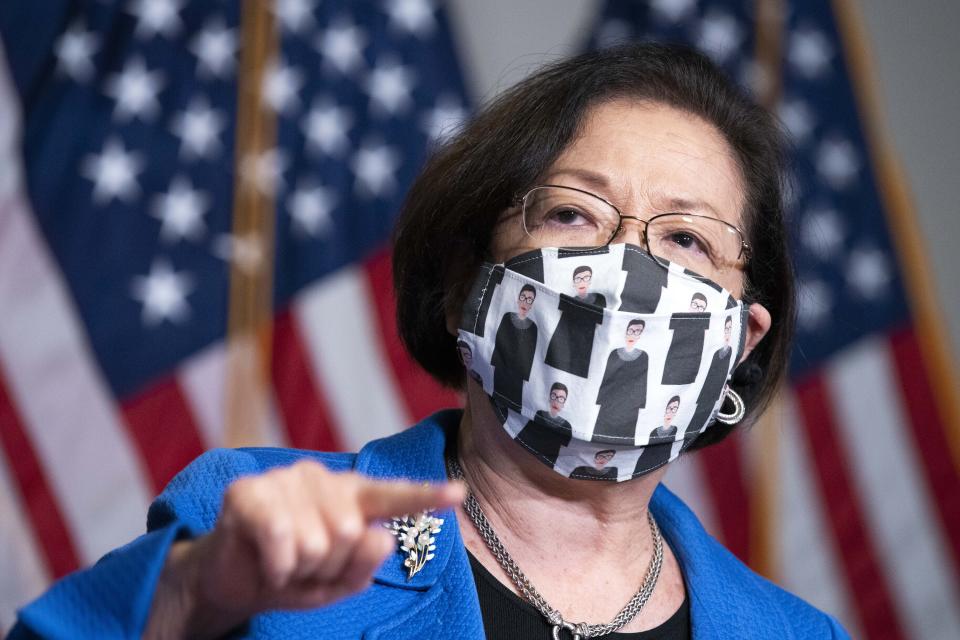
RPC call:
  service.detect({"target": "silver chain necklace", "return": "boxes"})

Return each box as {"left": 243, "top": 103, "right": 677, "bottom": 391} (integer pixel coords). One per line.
{"left": 446, "top": 454, "right": 664, "bottom": 640}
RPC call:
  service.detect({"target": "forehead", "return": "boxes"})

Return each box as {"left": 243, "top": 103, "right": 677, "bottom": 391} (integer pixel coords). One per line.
{"left": 544, "top": 99, "right": 745, "bottom": 227}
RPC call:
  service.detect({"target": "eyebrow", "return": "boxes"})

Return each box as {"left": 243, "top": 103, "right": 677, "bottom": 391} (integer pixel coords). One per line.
{"left": 545, "top": 168, "right": 611, "bottom": 191}
{"left": 661, "top": 196, "right": 720, "bottom": 217}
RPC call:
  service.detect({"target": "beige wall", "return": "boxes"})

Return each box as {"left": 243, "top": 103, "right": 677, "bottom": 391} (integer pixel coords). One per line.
{"left": 446, "top": 0, "right": 960, "bottom": 362}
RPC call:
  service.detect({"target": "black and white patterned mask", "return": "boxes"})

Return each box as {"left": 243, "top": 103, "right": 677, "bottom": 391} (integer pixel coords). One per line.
{"left": 457, "top": 244, "right": 749, "bottom": 482}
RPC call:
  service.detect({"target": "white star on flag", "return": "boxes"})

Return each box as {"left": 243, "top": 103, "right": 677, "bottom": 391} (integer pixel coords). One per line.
{"left": 797, "top": 279, "right": 833, "bottom": 330}
{"left": 151, "top": 177, "right": 210, "bottom": 243}
{"left": 779, "top": 98, "right": 816, "bottom": 143}
{"left": 104, "top": 57, "right": 165, "bottom": 122}
{"left": 81, "top": 137, "right": 145, "bottom": 205}
{"left": 800, "top": 206, "right": 845, "bottom": 260}
{"left": 55, "top": 22, "right": 99, "bottom": 83}
{"left": 789, "top": 28, "right": 833, "bottom": 79}
{"left": 847, "top": 247, "right": 891, "bottom": 299}
{"left": 241, "top": 149, "right": 289, "bottom": 196}
{"left": 302, "top": 100, "right": 354, "bottom": 157}
{"left": 817, "top": 137, "right": 859, "bottom": 189}
{"left": 352, "top": 142, "right": 401, "bottom": 198}
{"left": 288, "top": 181, "right": 337, "bottom": 237}
{"left": 385, "top": 0, "right": 437, "bottom": 38}
{"left": 127, "top": 0, "right": 184, "bottom": 40}
{"left": 272, "top": 0, "right": 317, "bottom": 34}
{"left": 697, "top": 12, "right": 743, "bottom": 63}
{"left": 262, "top": 60, "right": 304, "bottom": 115}
{"left": 190, "top": 19, "right": 237, "bottom": 79}
{"left": 170, "top": 97, "right": 226, "bottom": 160}
{"left": 365, "top": 58, "right": 416, "bottom": 116}
{"left": 421, "top": 94, "right": 467, "bottom": 143}
{"left": 130, "top": 260, "right": 195, "bottom": 326}
{"left": 317, "top": 19, "right": 368, "bottom": 75}
{"left": 650, "top": 0, "right": 696, "bottom": 23}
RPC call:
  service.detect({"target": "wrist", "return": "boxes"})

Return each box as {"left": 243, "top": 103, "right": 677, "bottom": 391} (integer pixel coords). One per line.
{"left": 146, "top": 537, "right": 246, "bottom": 640}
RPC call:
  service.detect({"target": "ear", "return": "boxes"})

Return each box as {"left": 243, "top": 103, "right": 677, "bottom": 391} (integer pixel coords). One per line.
{"left": 445, "top": 308, "right": 460, "bottom": 338}
{"left": 739, "top": 302, "right": 771, "bottom": 365}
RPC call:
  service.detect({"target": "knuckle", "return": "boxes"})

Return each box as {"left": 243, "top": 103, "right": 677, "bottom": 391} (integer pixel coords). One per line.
{"left": 292, "top": 459, "right": 327, "bottom": 479}
{"left": 223, "top": 478, "right": 252, "bottom": 506}
{"left": 330, "top": 514, "right": 364, "bottom": 546}
{"left": 261, "top": 518, "right": 294, "bottom": 547}
{"left": 300, "top": 530, "right": 330, "bottom": 560}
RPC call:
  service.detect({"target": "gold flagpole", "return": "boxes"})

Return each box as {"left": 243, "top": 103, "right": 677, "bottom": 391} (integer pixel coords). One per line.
{"left": 749, "top": 0, "right": 786, "bottom": 582}
{"left": 224, "top": 0, "right": 278, "bottom": 448}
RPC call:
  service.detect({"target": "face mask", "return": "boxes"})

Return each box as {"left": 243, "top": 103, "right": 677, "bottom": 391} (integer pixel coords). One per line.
{"left": 457, "top": 244, "right": 748, "bottom": 482}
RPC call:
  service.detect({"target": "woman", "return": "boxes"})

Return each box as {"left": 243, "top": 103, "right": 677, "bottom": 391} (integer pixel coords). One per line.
{"left": 11, "top": 44, "right": 849, "bottom": 639}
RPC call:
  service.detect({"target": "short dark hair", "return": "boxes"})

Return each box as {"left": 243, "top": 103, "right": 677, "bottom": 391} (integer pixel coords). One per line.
{"left": 519, "top": 284, "right": 536, "bottom": 296}
{"left": 550, "top": 381, "right": 568, "bottom": 395}
{"left": 724, "top": 316, "right": 733, "bottom": 326}
{"left": 573, "top": 265, "right": 592, "bottom": 279}
{"left": 668, "top": 395, "right": 681, "bottom": 407}
{"left": 393, "top": 43, "right": 794, "bottom": 451}
{"left": 627, "top": 318, "right": 646, "bottom": 330}
{"left": 691, "top": 292, "right": 708, "bottom": 305}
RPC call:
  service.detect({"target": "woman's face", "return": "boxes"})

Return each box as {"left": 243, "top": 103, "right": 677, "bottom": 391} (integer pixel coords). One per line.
{"left": 491, "top": 99, "right": 749, "bottom": 297}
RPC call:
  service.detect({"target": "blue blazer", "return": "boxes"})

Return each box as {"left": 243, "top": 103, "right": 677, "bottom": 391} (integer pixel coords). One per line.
{"left": 11, "top": 410, "right": 849, "bottom": 639}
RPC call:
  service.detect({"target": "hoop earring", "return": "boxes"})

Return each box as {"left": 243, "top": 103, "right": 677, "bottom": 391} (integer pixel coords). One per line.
{"left": 715, "top": 388, "right": 746, "bottom": 425}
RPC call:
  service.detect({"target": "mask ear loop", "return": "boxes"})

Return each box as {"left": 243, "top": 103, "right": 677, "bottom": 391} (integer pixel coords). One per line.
{"left": 715, "top": 387, "right": 746, "bottom": 425}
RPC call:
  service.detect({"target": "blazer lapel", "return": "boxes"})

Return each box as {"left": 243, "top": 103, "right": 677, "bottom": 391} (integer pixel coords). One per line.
{"left": 651, "top": 485, "right": 795, "bottom": 640}
{"left": 356, "top": 411, "right": 486, "bottom": 640}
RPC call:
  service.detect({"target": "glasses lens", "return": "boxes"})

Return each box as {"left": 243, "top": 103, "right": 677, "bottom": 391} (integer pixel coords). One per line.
{"left": 522, "top": 186, "right": 620, "bottom": 249}
{"left": 645, "top": 213, "right": 745, "bottom": 278}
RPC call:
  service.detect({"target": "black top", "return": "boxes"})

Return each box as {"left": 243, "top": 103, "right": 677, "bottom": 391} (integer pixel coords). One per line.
{"left": 468, "top": 550, "right": 691, "bottom": 639}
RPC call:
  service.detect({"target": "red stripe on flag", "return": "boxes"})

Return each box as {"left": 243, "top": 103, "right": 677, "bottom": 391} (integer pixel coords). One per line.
{"left": 121, "top": 378, "right": 206, "bottom": 494}
{"left": 795, "top": 373, "right": 906, "bottom": 640}
{"left": 696, "top": 434, "right": 751, "bottom": 562}
{"left": 361, "top": 248, "right": 461, "bottom": 421}
{"left": 272, "top": 308, "right": 344, "bottom": 452}
{"left": 888, "top": 326, "right": 960, "bottom": 577}
{"left": 0, "top": 366, "right": 79, "bottom": 578}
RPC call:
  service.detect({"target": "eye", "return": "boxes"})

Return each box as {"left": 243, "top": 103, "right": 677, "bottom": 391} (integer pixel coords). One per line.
{"left": 648, "top": 216, "right": 720, "bottom": 268}
{"left": 543, "top": 206, "right": 596, "bottom": 227}
{"left": 664, "top": 228, "right": 710, "bottom": 256}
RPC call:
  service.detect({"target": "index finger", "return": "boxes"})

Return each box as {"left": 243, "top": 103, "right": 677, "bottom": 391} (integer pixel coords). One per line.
{"left": 356, "top": 478, "right": 466, "bottom": 520}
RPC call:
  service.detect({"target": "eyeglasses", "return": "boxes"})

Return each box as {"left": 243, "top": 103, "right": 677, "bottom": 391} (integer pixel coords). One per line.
{"left": 549, "top": 392, "right": 567, "bottom": 403}
{"left": 572, "top": 273, "right": 592, "bottom": 284}
{"left": 625, "top": 326, "right": 644, "bottom": 337}
{"left": 518, "top": 293, "right": 536, "bottom": 304}
{"left": 517, "top": 185, "right": 750, "bottom": 279}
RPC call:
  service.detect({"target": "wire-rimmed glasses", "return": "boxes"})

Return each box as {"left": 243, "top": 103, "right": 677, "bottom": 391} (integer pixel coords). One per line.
{"left": 517, "top": 184, "right": 750, "bottom": 280}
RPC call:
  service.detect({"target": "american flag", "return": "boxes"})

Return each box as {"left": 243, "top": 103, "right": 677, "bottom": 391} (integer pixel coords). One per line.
{"left": 1, "top": 0, "right": 958, "bottom": 638}
{"left": 0, "top": 0, "right": 464, "bottom": 629}
{"left": 588, "top": 1, "right": 960, "bottom": 638}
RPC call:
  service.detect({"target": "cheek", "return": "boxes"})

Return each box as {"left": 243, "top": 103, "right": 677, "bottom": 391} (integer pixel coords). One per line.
{"left": 719, "top": 271, "right": 747, "bottom": 298}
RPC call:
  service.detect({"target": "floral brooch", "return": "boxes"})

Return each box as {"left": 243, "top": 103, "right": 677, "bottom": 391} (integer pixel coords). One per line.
{"left": 385, "top": 511, "right": 444, "bottom": 579}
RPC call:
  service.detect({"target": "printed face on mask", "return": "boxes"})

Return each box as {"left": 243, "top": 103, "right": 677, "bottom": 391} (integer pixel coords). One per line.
{"left": 517, "top": 286, "right": 536, "bottom": 317}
